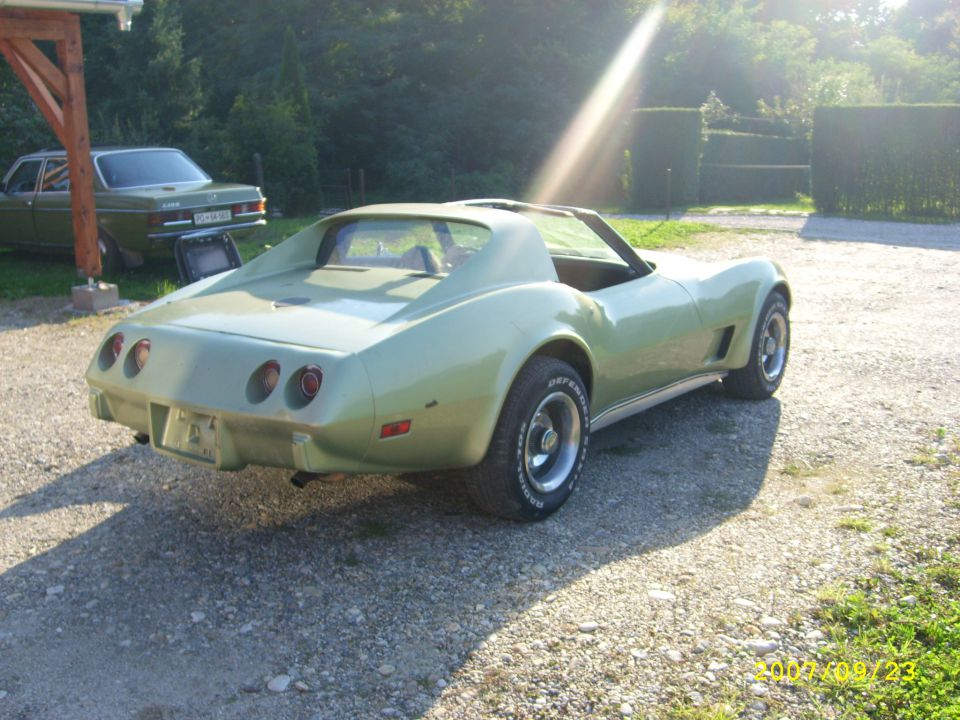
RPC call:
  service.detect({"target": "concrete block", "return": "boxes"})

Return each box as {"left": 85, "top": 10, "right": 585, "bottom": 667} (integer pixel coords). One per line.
{"left": 72, "top": 282, "right": 120, "bottom": 312}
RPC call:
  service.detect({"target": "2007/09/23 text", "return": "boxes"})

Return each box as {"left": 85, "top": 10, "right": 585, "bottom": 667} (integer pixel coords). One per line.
{"left": 755, "top": 660, "right": 916, "bottom": 684}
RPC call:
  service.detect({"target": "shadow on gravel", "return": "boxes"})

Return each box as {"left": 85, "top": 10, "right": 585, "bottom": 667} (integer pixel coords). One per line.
{"left": 0, "top": 383, "right": 779, "bottom": 720}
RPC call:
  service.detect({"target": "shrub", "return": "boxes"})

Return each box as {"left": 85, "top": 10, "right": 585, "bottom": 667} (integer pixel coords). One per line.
{"left": 812, "top": 105, "right": 960, "bottom": 219}
{"left": 628, "top": 108, "right": 702, "bottom": 209}
{"left": 700, "top": 165, "right": 811, "bottom": 203}
{"left": 703, "top": 131, "right": 808, "bottom": 165}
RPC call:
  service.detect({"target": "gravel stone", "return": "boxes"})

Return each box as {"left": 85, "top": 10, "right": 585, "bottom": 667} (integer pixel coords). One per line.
{"left": 267, "top": 675, "right": 291, "bottom": 693}
{"left": 647, "top": 589, "right": 676, "bottom": 602}
{"left": 578, "top": 621, "right": 599, "bottom": 633}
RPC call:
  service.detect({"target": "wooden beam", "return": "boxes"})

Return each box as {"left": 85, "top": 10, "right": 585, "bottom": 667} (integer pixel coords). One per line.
{"left": 0, "top": 39, "right": 65, "bottom": 143}
{"left": 0, "top": 16, "right": 65, "bottom": 41}
{"left": 8, "top": 37, "right": 67, "bottom": 99}
{"left": 57, "top": 13, "right": 100, "bottom": 278}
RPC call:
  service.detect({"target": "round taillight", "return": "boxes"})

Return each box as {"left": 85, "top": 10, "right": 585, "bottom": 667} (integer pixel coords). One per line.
{"left": 110, "top": 333, "right": 124, "bottom": 362}
{"left": 261, "top": 361, "right": 281, "bottom": 396}
{"left": 298, "top": 365, "right": 323, "bottom": 400}
{"left": 134, "top": 339, "right": 151, "bottom": 370}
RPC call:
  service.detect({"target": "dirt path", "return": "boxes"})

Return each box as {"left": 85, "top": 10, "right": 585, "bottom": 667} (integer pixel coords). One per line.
{"left": 0, "top": 228, "right": 958, "bottom": 719}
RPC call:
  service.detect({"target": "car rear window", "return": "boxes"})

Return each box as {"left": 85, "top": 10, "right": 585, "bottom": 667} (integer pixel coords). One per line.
{"left": 317, "top": 219, "right": 491, "bottom": 275}
{"left": 96, "top": 150, "right": 209, "bottom": 189}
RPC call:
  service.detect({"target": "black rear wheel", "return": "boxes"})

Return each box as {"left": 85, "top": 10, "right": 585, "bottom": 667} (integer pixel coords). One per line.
{"left": 466, "top": 356, "right": 589, "bottom": 521}
{"left": 97, "top": 231, "right": 124, "bottom": 276}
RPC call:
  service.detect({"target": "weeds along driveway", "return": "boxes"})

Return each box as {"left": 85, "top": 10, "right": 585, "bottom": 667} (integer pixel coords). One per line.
{"left": 0, "top": 227, "right": 958, "bottom": 719}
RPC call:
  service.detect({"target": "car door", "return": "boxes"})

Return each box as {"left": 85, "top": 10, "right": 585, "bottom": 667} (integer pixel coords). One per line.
{"left": 0, "top": 159, "right": 43, "bottom": 246}
{"left": 588, "top": 269, "right": 710, "bottom": 411}
{"left": 32, "top": 157, "right": 75, "bottom": 247}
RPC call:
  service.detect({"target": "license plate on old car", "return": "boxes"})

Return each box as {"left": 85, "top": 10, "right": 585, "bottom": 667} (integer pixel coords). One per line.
{"left": 194, "top": 209, "right": 232, "bottom": 225}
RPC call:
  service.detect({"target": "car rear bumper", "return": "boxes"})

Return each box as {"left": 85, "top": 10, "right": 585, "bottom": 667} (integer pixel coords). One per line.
{"left": 147, "top": 218, "right": 266, "bottom": 241}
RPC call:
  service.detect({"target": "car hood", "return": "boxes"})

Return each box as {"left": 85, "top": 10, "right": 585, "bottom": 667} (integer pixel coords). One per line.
{"left": 132, "top": 265, "right": 444, "bottom": 353}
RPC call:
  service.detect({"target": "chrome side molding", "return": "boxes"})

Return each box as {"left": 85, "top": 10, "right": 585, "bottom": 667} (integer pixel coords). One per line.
{"left": 590, "top": 372, "right": 728, "bottom": 432}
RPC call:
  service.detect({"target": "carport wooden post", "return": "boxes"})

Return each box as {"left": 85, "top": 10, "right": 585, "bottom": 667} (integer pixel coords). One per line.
{"left": 0, "top": 8, "right": 100, "bottom": 278}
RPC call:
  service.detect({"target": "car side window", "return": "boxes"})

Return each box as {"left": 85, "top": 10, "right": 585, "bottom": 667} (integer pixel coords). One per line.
{"left": 40, "top": 158, "right": 70, "bottom": 192}
{"left": 5, "top": 160, "right": 43, "bottom": 194}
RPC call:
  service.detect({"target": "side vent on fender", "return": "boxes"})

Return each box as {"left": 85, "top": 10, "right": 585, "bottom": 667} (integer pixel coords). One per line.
{"left": 714, "top": 325, "right": 735, "bottom": 361}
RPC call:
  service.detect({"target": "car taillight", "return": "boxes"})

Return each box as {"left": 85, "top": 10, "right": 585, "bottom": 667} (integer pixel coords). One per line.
{"left": 231, "top": 199, "right": 266, "bottom": 216}
{"left": 133, "top": 339, "right": 151, "bottom": 370}
{"left": 101, "top": 332, "right": 125, "bottom": 367}
{"left": 111, "top": 333, "right": 124, "bottom": 361}
{"left": 298, "top": 365, "right": 323, "bottom": 400}
{"left": 261, "top": 360, "right": 281, "bottom": 396}
{"left": 147, "top": 210, "right": 192, "bottom": 226}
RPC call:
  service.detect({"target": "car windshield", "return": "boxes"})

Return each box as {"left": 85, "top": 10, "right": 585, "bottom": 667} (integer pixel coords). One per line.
{"left": 318, "top": 219, "right": 492, "bottom": 275}
{"left": 519, "top": 210, "right": 626, "bottom": 264}
{"left": 96, "top": 150, "right": 209, "bottom": 189}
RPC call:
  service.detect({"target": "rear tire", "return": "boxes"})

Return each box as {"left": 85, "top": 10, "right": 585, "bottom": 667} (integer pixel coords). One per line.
{"left": 466, "top": 357, "right": 589, "bottom": 521}
{"left": 724, "top": 291, "right": 789, "bottom": 400}
{"left": 97, "top": 231, "right": 123, "bottom": 275}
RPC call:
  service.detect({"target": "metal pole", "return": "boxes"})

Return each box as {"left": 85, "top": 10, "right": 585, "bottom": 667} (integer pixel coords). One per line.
{"left": 345, "top": 168, "right": 354, "bottom": 208}
{"left": 253, "top": 152, "right": 265, "bottom": 195}
{"left": 665, "top": 167, "right": 672, "bottom": 220}
{"left": 358, "top": 168, "right": 366, "bottom": 206}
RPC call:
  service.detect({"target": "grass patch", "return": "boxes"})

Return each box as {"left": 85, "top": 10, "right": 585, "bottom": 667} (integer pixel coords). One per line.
{"left": 606, "top": 218, "right": 726, "bottom": 250}
{"left": 686, "top": 195, "right": 815, "bottom": 215}
{"left": 837, "top": 516, "right": 873, "bottom": 533}
{"left": 812, "top": 551, "right": 960, "bottom": 719}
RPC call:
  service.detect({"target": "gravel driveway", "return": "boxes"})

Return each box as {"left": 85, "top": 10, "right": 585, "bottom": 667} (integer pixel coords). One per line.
{"left": 1, "top": 226, "right": 958, "bottom": 719}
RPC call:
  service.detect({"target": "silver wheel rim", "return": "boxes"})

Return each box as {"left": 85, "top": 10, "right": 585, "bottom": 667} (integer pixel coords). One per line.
{"left": 523, "top": 391, "right": 581, "bottom": 494}
{"left": 761, "top": 311, "right": 788, "bottom": 382}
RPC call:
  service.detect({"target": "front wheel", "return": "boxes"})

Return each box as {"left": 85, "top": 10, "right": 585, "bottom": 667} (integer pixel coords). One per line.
{"left": 466, "top": 357, "right": 590, "bottom": 521}
{"left": 724, "top": 290, "right": 790, "bottom": 399}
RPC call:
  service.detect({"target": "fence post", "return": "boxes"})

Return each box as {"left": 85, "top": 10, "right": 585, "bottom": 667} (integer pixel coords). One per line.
{"left": 359, "top": 168, "right": 366, "bottom": 206}
{"left": 665, "top": 167, "right": 672, "bottom": 220}
{"left": 345, "top": 168, "right": 354, "bottom": 208}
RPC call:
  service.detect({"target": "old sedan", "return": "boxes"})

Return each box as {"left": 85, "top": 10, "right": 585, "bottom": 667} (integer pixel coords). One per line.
{"left": 0, "top": 147, "right": 265, "bottom": 272}
{"left": 86, "top": 200, "right": 790, "bottom": 520}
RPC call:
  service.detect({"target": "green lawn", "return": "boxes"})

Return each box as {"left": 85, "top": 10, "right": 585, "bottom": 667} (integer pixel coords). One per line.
{"left": 0, "top": 216, "right": 725, "bottom": 303}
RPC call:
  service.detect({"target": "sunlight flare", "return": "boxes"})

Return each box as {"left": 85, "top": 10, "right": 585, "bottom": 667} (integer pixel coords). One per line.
{"left": 528, "top": 2, "right": 666, "bottom": 205}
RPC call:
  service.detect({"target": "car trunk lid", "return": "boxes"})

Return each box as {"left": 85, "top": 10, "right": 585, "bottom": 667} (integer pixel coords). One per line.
{"left": 137, "top": 265, "right": 439, "bottom": 353}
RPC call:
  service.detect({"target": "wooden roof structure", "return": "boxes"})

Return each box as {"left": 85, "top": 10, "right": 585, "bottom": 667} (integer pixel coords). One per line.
{"left": 0, "top": 1, "right": 143, "bottom": 278}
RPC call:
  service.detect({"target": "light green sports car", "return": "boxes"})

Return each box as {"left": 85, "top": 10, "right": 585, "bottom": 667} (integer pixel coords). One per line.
{"left": 86, "top": 200, "right": 790, "bottom": 520}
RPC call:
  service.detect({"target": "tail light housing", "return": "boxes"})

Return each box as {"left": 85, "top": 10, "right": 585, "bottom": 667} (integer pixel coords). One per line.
{"left": 261, "top": 360, "right": 281, "bottom": 396}
{"left": 147, "top": 209, "right": 193, "bottom": 227}
{"left": 133, "top": 339, "right": 151, "bottom": 370}
{"left": 231, "top": 199, "right": 266, "bottom": 216}
{"left": 298, "top": 365, "right": 323, "bottom": 400}
{"left": 110, "top": 333, "right": 124, "bottom": 362}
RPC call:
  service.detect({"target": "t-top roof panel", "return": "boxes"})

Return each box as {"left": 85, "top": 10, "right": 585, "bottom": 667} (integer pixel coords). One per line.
{"left": 0, "top": 0, "right": 143, "bottom": 30}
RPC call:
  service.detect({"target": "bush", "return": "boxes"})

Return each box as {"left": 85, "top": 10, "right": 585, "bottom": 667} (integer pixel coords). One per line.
{"left": 812, "top": 105, "right": 960, "bottom": 219}
{"left": 703, "top": 131, "right": 808, "bottom": 166}
{"left": 628, "top": 108, "right": 702, "bottom": 209}
{"left": 700, "top": 165, "right": 810, "bottom": 203}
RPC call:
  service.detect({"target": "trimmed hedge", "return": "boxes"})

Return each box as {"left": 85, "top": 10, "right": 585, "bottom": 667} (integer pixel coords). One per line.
{"left": 704, "top": 131, "right": 808, "bottom": 166}
{"left": 700, "top": 165, "right": 810, "bottom": 203}
{"left": 813, "top": 105, "right": 960, "bottom": 219}
{"left": 628, "top": 108, "right": 702, "bottom": 209}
